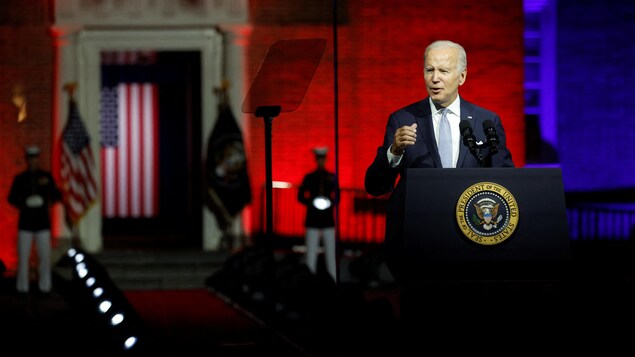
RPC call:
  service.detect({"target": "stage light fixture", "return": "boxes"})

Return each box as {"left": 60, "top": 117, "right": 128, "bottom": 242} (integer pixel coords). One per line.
{"left": 67, "top": 247, "right": 77, "bottom": 258}
{"left": 74, "top": 252, "right": 86, "bottom": 263}
{"left": 76, "top": 262, "right": 88, "bottom": 278}
{"left": 111, "top": 313, "right": 124, "bottom": 326}
{"left": 64, "top": 247, "right": 147, "bottom": 353}
{"left": 99, "top": 300, "right": 112, "bottom": 314}
{"left": 123, "top": 336, "right": 138, "bottom": 350}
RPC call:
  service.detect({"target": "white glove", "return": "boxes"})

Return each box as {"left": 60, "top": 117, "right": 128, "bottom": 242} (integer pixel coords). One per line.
{"left": 312, "top": 196, "right": 332, "bottom": 210}
{"left": 25, "top": 195, "right": 44, "bottom": 208}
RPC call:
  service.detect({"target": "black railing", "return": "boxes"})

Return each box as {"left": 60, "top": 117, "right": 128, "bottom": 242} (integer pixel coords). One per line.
{"left": 258, "top": 185, "right": 388, "bottom": 244}
{"left": 566, "top": 188, "right": 635, "bottom": 240}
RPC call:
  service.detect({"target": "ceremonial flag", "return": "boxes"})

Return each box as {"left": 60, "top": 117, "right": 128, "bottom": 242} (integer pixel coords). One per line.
{"left": 205, "top": 101, "right": 252, "bottom": 230}
{"left": 100, "top": 82, "right": 159, "bottom": 218}
{"left": 60, "top": 99, "right": 98, "bottom": 225}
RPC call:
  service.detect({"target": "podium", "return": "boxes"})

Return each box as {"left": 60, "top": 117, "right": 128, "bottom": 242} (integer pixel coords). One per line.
{"left": 403, "top": 167, "right": 572, "bottom": 281}
{"left": 399, "top": 168, "right": 575, "bottom": 335}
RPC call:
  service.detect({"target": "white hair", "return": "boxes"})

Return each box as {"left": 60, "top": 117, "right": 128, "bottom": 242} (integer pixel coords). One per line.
{"left": 425, "top": 40, "right": 467, "bottom": 72}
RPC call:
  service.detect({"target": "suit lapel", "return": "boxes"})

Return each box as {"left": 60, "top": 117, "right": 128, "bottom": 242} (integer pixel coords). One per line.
{"left": 457, "top": 100, "right": 476, "bottom": 167}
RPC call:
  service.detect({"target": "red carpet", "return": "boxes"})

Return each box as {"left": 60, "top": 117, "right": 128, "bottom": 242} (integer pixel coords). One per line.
{"left": 125, "top": 289, "right": 257, "bottom": 333}
{"left": 123, "top": 289, "right": 303, "bottom": 354}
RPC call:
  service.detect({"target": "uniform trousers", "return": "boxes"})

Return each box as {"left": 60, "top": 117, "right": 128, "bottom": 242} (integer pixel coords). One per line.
{"left": 305, "top": 227, "right": 337, "bottom": 282}
{"left": 16, "top": 229, "right": 52, "bottom": 293}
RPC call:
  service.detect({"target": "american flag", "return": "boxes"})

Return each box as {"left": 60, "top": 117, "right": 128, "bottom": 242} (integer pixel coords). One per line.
{"left": 60, "top": 99, "right": 98, "bottom": 225}
{"left": 100, "top": 82, "right": 159, "bottom": 218}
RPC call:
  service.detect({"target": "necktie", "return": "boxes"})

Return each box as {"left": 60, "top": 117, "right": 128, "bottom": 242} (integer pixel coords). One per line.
{"left": 438, "top": 108, "right": 453, "bottom": 168}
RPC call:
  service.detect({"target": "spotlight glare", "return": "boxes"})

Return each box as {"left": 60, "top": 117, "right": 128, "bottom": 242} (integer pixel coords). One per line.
{"left": 85, "top": 277, "right": 96, "bottom": 287}
{"left": 92, "top": 287, "right": 104, "bottom": 298}
{"left": 98, "top": 300, "right": 112, "bottom": 313}
{"left": 111, "top": 313, "right": 124, "bottom": 326}
{"left": 123, "top": 336, "right": 138, "bottom": 350}
{"left": 74, "top": 253, "right": 85, "bottom": 263}
{"left": 67, "top": 248, "right": 77, "bottom": 257}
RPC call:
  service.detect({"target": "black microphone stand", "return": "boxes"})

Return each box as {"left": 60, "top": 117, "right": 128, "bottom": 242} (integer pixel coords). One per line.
{"left": 462, "top": 120, "right": 500, "bottom": 167}
{"left": 473, "top": 145, "right": 485, "bottom": 167}
{"left": 473, "top": 140, "right": 498, "bottom": 167}
{"left": 462, "top": 136, "right": 485, "bottom": 167}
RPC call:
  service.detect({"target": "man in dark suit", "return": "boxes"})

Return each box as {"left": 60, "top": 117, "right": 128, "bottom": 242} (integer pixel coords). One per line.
{"left": 364, "top": 41, "right": 515, "bottom": 332}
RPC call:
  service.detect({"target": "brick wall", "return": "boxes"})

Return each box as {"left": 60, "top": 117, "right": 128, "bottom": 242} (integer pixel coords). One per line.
{"left": 0, "top": 0, "right": 53, "bottom": 268}
{"left": 0, "top": 0, "right": 526, "bottom": 267}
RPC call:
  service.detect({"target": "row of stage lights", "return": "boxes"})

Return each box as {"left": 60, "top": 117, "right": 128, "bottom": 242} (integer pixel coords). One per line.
{"left": 66, "top": 247, "right": 148, "bottom": 353}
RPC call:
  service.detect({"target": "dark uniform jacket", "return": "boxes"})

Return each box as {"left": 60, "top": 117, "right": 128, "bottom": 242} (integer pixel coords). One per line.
{"left": 298, "top": 168, "right": 337, "bottom": 229}
{"left": 8, "top": 169, "right": 62, "bottom": 231}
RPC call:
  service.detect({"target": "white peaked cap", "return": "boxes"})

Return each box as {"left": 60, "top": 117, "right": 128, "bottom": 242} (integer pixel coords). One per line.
{"left": 25, "top": 145, "right": 40, "bottom": 156}
{"left": 313, "top": 147, "right": 328, "bottom": 156}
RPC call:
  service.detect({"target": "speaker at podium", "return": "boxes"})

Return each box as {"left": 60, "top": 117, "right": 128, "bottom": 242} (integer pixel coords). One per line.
{"left": 403, "top": 167, "right": 572, "bottom": 281}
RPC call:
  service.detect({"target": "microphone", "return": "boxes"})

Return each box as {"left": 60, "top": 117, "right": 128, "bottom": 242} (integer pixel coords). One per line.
{"left": 459, "top": 120, "right": 477, "bottom": 152}
{"left": 482, "top": 120, "right": 499, "bottom": 154}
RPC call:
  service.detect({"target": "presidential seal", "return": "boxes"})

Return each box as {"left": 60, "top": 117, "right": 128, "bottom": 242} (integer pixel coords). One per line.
{"left": 455, "top": 182, "right": 519, "bottom": 246}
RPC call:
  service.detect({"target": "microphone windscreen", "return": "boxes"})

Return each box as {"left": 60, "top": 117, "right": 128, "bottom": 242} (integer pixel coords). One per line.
{"left": 459, "top": 120, "right": 472, "bottom": 134}
{"left": 483, "top": 119, "right": 495, "bottom": 131}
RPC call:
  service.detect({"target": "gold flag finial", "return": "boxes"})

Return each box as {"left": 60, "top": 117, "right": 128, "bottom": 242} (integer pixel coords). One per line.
{"left": 63, "top": 82, "right": 78, "bottom": 99}
{"left": 12, "top": 84, "right": 27, "bottom": 122}
{"left": 214, "top": 79, "right": 231, "bottom": 105}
